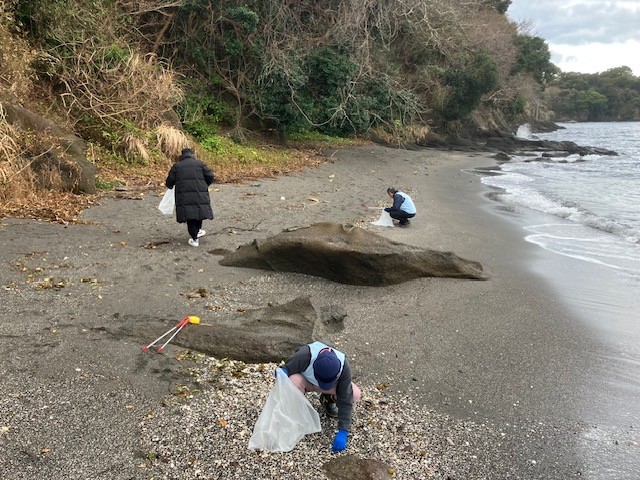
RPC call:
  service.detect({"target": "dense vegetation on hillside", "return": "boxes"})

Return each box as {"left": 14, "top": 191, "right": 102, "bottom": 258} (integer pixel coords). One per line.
{"left": 1, "top": 0, "right": 559, "bottom": 220}
{"left": 545, "top": 67, "right": 640, "bottom": 122}
{"left": 2, "top": 0, "right": 556, "bottom": 145}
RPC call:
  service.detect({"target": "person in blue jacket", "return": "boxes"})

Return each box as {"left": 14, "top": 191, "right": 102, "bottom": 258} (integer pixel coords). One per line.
{"left": 278, "top": 342, "right": 362, "bottom": 453}
{"left": 384, "top": 187, "right": 416, "bottom": 227}
{"left": 165, "top": 148, "right": 215, "bottom": 246}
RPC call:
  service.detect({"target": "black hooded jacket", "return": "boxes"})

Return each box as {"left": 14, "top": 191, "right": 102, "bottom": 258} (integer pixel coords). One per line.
{"left": 165, "top": 149, "right": 215, "bottom": 223}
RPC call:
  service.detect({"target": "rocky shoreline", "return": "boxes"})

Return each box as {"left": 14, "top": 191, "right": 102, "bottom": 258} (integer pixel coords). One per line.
{"left": 420, "top": 124, "right": 617, "bottom": 158}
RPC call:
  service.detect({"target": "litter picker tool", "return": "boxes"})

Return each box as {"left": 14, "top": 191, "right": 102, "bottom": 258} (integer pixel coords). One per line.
{"left": 143, "top": 316, "right": 200, "bottom": 353}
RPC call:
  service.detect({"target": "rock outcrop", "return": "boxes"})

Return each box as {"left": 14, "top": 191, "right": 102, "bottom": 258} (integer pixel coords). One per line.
{"left": 418, "top": 126, "right": 617, "bottom": 157}
{"left": 109, "top": 296, "right": 345, "bottom": 362}
{"left": 1, "top": 101, "right": 96, "bottom": 193}
{"left": 219, "top": 222, "right": 486, "bottom": 285}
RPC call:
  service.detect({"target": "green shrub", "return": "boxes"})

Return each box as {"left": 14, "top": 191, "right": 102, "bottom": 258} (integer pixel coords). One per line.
{"left": 224, "top": 37, "right": 243, "bottom": 57}
{"left": 441, "top": 50, "right": 498, "bottom": 121}
{"left": 306, "top": 46, "right": 357, "bottom": 97}
{"left": 200, "top": 135, "right": 223, "bottom": 153}
{"left": 255, "top": 64, "right": 311, "bottom": 133}
{"left": 178, "top": 88, "right": 231, "bottom": 138}
{"left": 225, "top": 6, "right": 259, "bottom": 32}
{"left": 255, "top": 46, "right": 418, "bottom": 136}
{"left": 12, "top": 0, "right": 67, "bottom": 42}
{"left": 502, "top": 94, "right": 526, "bottom": 119}
{"left": 512, "top": 35, "right": 558, "bottom": 85}
{"left": 103, "top": 44, "right": 130, "bottom": 68}
{"left": 95, "top": 178, "right": 124, "bottom": 190}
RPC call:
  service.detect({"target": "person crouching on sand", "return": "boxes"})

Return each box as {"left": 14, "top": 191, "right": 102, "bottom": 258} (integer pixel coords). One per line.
{"left": 384, "top": 187, "right": 416, "bottom": 227}
{"left": 165, "top": 147, "right": 215, "bottom": 247}
{"left": 277, "top": 342, "right": 362, "bottom": 452}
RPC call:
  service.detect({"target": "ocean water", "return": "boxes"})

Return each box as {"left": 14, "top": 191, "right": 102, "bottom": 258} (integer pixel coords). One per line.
{"left": 480, "top": 121, "right": 640, "bottom": 283}
{"left": 478, "top": 122, "right": 640, "bottom": 478}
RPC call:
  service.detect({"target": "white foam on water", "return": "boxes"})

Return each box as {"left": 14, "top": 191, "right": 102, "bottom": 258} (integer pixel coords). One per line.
{"left": 524, "top": 223, "right": 640, "bottom": 277}
{"left": 481, "top": 143, "right": 640, "bottom": 269}
{"left": 516, "top": 123, "right": 533, "bottom": 139}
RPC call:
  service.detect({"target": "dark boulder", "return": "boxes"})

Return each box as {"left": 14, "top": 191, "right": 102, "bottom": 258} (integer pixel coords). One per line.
{"left": 1, "top": 101, "right": 96, "bottom": 193}
{"left": 219, "top": 222, "right": 486, "bottom": 285}
{"left": 474, "top": 133, "right": 617, "bottom": 157}
{"left": 323, "top": 455, "right": 394, "bottom": 480}
{"left": 528, "top": 119, "right": 565, "bottom": 133}
{"left": 541, "top": 151, "right": 571, "bottom": 158}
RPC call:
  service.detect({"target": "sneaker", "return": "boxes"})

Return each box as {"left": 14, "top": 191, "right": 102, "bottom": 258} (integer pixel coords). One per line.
{"left": 320, "top": 394, "right": 339, "bottom": 418}
{"left": 399, "top": 220, "right": 410, "bottom": 227}
{"left": 197, "top": 229, "right": 206, "bottom": 238}
{"left": 188, "top": 238, "right": 199, "bottom": 247}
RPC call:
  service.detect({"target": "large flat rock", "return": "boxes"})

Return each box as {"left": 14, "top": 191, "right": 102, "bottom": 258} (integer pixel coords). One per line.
{"left": 219, "top": 222, "right": 486, "bottom": 285}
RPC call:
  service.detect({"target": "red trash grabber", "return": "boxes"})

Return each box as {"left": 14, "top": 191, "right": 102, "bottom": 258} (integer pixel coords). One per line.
{"left": 143, "top": 316, "right": 195, "bottom": 353}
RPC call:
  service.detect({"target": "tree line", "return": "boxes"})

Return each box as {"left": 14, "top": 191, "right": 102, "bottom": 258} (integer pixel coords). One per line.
{"left": 545, "top": 67, "right": 640, "bottom": 122}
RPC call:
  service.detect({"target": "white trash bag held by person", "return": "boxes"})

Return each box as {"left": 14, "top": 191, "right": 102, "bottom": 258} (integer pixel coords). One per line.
{"left": 158, "top": 187, "right": 175, "bottom": 215}
{"left": 248, "top": 368, "right": 321, "bottom": 452}
{"left": 371, "top": 210, "right": 394, "bottom": 227}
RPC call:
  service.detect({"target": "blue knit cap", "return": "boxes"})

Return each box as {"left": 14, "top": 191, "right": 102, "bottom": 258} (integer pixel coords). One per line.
{"left": 313, "top": 349, "right": 341, "bottom": 390}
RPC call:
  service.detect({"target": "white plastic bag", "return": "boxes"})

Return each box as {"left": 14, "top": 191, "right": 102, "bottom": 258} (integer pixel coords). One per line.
{"left": 371, "top": 210, "right": 394, "bottom": 227}
{"left": 248, "top": 369, "right": 321, "bottom": 452}
{"left": 158, "top": 187, "right": 175, "bottom": 215}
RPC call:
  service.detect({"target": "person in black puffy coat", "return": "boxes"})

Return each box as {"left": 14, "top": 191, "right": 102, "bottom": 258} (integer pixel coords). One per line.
{"left": 165, "top": 148, "right": 215, "bottom": 247}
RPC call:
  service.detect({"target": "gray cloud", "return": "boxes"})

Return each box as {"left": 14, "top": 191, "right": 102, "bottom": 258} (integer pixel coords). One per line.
{"left": 508, "top": 1, "right": 640, "bottom": 45}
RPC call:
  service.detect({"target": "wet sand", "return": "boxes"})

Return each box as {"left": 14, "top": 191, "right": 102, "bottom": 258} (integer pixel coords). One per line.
{"left": 0, "top": 145, "right": 638, "bottom": 478}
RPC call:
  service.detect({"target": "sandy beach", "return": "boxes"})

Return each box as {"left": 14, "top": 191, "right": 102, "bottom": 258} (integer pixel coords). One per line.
{"left": 1, "top": 145, "right": 638, "bottom": 479}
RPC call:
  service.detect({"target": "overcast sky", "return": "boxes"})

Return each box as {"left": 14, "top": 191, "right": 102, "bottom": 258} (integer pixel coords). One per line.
{"left": 507, "top": 1, "right": 640, "bottom": 76}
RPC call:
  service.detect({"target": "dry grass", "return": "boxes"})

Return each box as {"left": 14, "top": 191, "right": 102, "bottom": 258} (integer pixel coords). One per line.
{"left": 0, "top": 158, "right": 91, "bottom": 224}
{"left": 92, "top": 139, "right": 327, "bottom": 188}
{"left": 199, "top": 144, "right": 324, "bottom": 184}
{"left": 0, "top": 13, "right": 35, "bottom": 98}
{"left": 0, "top": 113, "right": 33, "bottom": 202}
{"left": 0, "top": 113, "right": 20, "bottom": 178}
{"left": 0, "top": 163, "right": 36, "bottom": 204}
{"left": 58, "top": 41, "right": 184, "bottom": 129}
{"left": 123, "top": 134, "right": 151, "bottom": 163}
{"left": 0, "top": 109, "right": 94, "bottom": 223}
{"left": 156, "top": 125, "right": 189, "bottom": 158}
{"left": 212, "top": 155, "right": 321, "bottom": 184}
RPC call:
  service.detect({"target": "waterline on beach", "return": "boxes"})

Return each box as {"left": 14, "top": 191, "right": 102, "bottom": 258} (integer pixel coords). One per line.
{"left": 523, "top": 223, "right": 640, "bottom": 282}
{"left": 471, "top": 125, "right": 640, "bottom": 476}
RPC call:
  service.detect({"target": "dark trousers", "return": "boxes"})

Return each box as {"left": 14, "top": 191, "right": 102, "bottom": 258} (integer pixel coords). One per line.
{"left": 388, "top": 210, "right": 415, "bottom": 224}
{"left": 186, "top": 219, "right": 203, "bottom": 240}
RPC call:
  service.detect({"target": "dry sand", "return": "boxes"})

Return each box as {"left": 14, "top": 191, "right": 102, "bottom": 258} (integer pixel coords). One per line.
{"left": 0, "top": 145, "right": 635, "bottom": 478}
